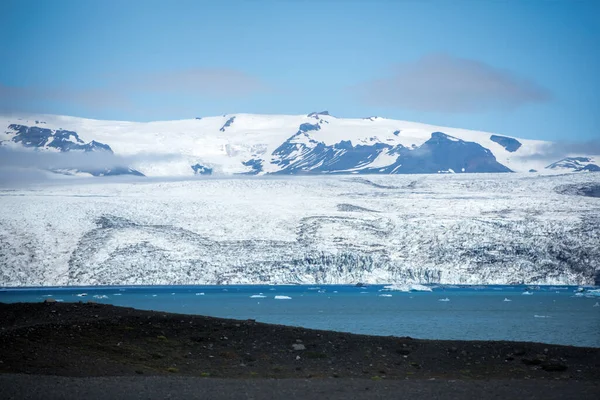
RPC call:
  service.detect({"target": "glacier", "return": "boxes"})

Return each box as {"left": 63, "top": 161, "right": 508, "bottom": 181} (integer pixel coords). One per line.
{"left": 1, "top": 173, "right": 599, "bottom": 287}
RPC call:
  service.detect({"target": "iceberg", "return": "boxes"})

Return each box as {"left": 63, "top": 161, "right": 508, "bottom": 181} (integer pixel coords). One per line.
{"left": 411, "top": 284, "right": 433, "bottom": 292}
{"left": 382, "top": 284, "right": 433, "bottom": 292}
{"left": 250, "top": 294, "right": 266, "bottom": 298}
{"left": 274, "top": 295, "right": 292, "bottom": 300}
{"left": 382, "top": 284, "right": 410, "bottom": 292}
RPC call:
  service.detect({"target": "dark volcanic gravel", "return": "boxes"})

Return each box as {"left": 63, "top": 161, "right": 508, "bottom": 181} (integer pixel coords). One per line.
{"left": 1, "top": 302, "right": 599, "bottom": 381}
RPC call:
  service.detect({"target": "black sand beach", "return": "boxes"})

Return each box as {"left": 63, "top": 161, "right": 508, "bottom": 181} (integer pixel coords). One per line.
{"left": 1, "top": 302, "right": 598, "bottom": 399}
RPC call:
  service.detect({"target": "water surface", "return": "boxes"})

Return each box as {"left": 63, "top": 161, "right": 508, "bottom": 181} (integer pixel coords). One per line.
{"left": 2, "top": 285, "right": 598, "bottom": 347}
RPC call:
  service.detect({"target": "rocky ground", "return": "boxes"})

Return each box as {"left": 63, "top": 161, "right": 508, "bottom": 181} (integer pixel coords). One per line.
{"left": 1, "top": 301, "right": 599, "bottom": 382}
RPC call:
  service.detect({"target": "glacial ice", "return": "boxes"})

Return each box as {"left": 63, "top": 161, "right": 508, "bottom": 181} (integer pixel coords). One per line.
{"left": 1, "top": 173, "right": 599, "bottom": 286}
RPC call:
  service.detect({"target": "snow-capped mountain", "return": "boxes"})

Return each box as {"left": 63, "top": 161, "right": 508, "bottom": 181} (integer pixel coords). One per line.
{"left": 1, "top": 112, "right": 598, "bottom": 177}
{"left": 547, "top": 157, "right": 600, "bottom": 172}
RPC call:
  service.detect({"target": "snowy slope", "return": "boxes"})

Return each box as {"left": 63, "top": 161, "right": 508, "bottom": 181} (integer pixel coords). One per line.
{"left": 1, "top": 173, "right": 599, "bottom": 286}
{"left": 1, "top": 112, "right": 597, "bottom": 176}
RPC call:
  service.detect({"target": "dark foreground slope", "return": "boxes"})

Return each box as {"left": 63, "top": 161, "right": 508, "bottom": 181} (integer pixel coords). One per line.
{"left": 1, "top": 302, "right": 598, "bottom": 381}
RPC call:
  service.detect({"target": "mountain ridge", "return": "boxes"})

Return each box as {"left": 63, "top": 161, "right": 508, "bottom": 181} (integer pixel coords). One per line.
{"left": 1, "top": 112, "right": 598, "bottom": 177}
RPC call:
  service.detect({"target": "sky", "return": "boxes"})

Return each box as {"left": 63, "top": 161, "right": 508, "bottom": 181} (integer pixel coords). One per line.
{"left": 1, "top": 0, "right": 599, "bottom": 142}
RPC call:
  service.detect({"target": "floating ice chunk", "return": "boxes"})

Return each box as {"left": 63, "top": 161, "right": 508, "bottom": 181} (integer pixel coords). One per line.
{"left": 586, "top": 289, "right": 600, "bottom": 297}
{"left": 382, "top": 284, "right": 409, "bottom": 292}
{"left": 549, "top": 287, "right": 568, "bottom": 291}
{"left": 250, "top": 295, "right": 266, "bottom": 298}
{"left": 379, "top": 294, "right": 393, "bottom": 297}
{"left": 75, "top": 293, "right": 87, "bottom": 297}
{"left": 93, "top": 294, "right": 108, "bottom": 299}
{"left": 593, "top": 302, "right": 599, "bottom": 307}
{"left": 360, "top": 291, "right": 369, "bottom": 294}
{"left": 522, "top": 291, "right": 533, "bottom": 295}
{"left": 534, "top": 315, "right": 551, "bottom": 318}
{"left": 382, "top": 284, "right": 432, "bottom": 292}
{"left": 269, "top": 288, "right": 276, "bottom": 291}
{"left": 439, "top": 298, "right": 450, "bottom": 302}
{"left": 503, "top": 298, "right": 512, "bottom": 302}
{"left": 152, "top": 294, "right": 158, "bottom": 297}
{"left": 195, "top": 293, "right": 205, "bottom": 296}
{"left": 274, "top": 295, "right": 292, "bottom": 300}
{"left": 333, "top": 291, "right": 338, "bottom": 293}
{"left": 410, "top": 284, "right": 433, "bottom": 292}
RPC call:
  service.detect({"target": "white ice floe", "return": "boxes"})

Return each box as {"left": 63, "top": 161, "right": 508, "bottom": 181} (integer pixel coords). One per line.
{"left": 195, "top": 293, "right": 205, "bottom": 296}
{"left": 503, "top": 298, "right": 512, "bottom": 302}
{"left": 522, "top": 291, "right": 533, "bottom": 295}
{"left": 250, "top": 295, "right": 266, "bottom": 298}
{"left": 274, "top": 295, "right": 292, "bottom": 300}
{"left": 383, "top": 284, "right": 433, "bottom": 292}
{"left": 93, "top": 294, "right": 108, "bottom": 299}
{"left": 379, "top": 294, "right": 393, "bottom": 297}
{"left": 534, "top": 315, "right": 551, "bottom": 318}
{"left": 439, "top": 298, "right": 450, "bottom": 302}
{"left": 411, "top": 284, "right": 433, "bottom": 292}
{"left": 593, "top": 302, "right": 599, "bottom": 307}
{"left": 75, "top": 293, "right": 87, "bottom": 297}
{"left": 382, "top": 284, "right": 410, "bottom": 292}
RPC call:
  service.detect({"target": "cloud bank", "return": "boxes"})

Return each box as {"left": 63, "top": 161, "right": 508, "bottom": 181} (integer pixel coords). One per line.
{"left": 519, "top": 140, "right": 600, "bottom": 163}
{"left": 0, "top": 147, "right": 182, "bottom": 170}
{"left": 355, "top": 54, "right": 552, "bottom": 113}
{"left": 0, "top": 68, "right": 268, "bottom": 114}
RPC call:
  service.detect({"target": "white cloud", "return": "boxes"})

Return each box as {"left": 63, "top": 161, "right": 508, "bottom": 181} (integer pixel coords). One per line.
{"left": 355, "top": 54, "right": 552, "bottom": 113}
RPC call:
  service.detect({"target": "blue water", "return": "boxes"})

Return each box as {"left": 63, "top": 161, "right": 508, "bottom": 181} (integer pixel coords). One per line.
{"left": 1, "top": 285, "right": 598, "bottom": 347}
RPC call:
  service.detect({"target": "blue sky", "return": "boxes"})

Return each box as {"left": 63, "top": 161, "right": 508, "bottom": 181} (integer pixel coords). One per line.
{"left": 1, "top": 0, "right": 599, "bottom": 142}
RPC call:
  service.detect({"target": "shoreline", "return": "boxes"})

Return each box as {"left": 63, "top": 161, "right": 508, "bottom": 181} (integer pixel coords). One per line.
{"left": 1, "top": 302, "right": 598, "bottom": 381}
{"left": 2, "top": 283, "right": 598, "bottom": 290}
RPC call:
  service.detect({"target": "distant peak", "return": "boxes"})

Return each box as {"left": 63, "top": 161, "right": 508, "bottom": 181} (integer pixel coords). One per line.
{"left": 307, "top": 111, "right": 330, "bottom": 118}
